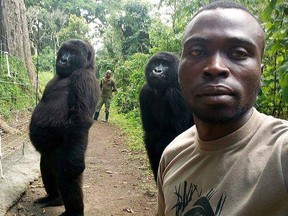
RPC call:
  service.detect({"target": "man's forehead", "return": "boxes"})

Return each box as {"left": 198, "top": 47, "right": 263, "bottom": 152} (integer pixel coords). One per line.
{"left": 183, "top": 8, "right": 263, "bottom": 42}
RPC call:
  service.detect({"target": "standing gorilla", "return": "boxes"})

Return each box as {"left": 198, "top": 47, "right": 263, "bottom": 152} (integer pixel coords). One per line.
{"left": 139, "top": 52, "right": 194, "bottom": 182}
{"left": 29, "top": 39, "right": 99, "bottom": 216}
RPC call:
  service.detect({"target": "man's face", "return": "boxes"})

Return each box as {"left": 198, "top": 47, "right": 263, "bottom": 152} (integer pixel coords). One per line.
{"left": 106, "top": 71, "right": 111, "bottom": 78}
{"left": 179, "top": 8, "right": 264, "bottom": 123}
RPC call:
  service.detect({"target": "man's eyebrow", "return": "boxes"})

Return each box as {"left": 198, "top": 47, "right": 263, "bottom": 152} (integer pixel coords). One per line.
{"left": 227, "top": 37, "right": 257, "bottom": 49}
{"left": 183, "top": 36, "right": 210, "bottom": 45}
{"left": 183, "top": 36, "right": 257, "bottom": 49}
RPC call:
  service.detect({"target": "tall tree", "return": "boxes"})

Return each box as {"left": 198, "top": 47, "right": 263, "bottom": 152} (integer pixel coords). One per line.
{"left": 99, "top": 0, "right": 151, "bottom": 60}
{"left": 0, "top": 0, "right": 37, "bottom": 87}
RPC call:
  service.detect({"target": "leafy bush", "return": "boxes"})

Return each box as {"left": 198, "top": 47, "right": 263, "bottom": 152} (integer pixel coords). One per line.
{"left": 255, "top": 0, "right": 288, "bottom": 119}
{"left": 110, "top": 103, "right": 144, "bottom": 151}
{"left": 114, "top": 53, "right": 149, "bottom": 114}
{"left": 37, "top": 71, "right": 54, "bottom": 93}
{"left": 0, "top": 55, "right": 35, "bottom": 119}
{"left": 32, "top": 46, "right": 56, "bottom": 73}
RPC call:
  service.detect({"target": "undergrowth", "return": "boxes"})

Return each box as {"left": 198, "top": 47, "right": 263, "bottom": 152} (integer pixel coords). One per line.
{"left": 110, "top": 102, "right": 145, "bottom": 152}
{"left": 0, "top": 55, "right": 35, "bottom": 119}
{"left": 109, "top": 102, "right": 154, "bottom": 180}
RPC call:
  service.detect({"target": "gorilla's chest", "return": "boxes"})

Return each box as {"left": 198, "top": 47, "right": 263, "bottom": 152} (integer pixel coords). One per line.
{"left": 44, "top": 78, "right": 70, "bottom": 101}
{"left": 31, "top": 78, "right": 71, "bottom": 126}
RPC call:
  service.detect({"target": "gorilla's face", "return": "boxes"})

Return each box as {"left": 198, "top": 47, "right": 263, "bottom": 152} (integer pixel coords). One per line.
{"left": 145, "top": 52, "right": 179, "bottom": 90}
{"left": 56, "top": 39, "right": 94, "bottom": 78}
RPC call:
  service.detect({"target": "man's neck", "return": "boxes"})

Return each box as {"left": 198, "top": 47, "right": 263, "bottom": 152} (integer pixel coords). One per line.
{"left": 194, "top": 108, "right": 253, "bottom": 141}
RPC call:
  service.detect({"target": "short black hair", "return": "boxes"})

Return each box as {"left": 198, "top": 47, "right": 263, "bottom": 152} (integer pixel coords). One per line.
{"left": 192, "top": 1, "right": 263, "bottom": 30}
{"left": 186, "top": 1, "right": 265, "bottom": 56}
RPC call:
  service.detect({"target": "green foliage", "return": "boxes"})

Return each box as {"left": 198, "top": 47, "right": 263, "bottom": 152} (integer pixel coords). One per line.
{"left": 25, "top": 1, "right": 92, "bottom": 74}
{"left": 254, "top": 0, "right": 288, "bottom": 118}
{"left": 98, "top": 0, "right": 151, "bottom": 59}
{"left": 23, "top": 0, "right": 288, "bottom": 126}
{"left": 57, "top": 15, "right": 90, "bottom": 43}
{"left": 114, "top": 53, "right": 149, "bottom": 114}
{"left": 26, "top": 6, "right": 68, "bottom": 53}
{"left": 110, "top": 103, "right": 145, "bottom": 151}
{"left": 149, "top": 19, "right": 182, "bottom": 54}
{"left": 149, "top": 0, "right": 208, "bottom": 54}
{"left": 279, "top": 62, "right": 288, "bottom": 100}
{"left": 33, "top": 46, "right": 56, "bottom": 73}
{"left": 24, "top": 0, "right": 98, "bottom": 23}
{"left": 37, "top": 71, "right": 54, "bottom": 93}
{"left": 0, "top": 55, "right": 35, "bottom": 119}
{"left": 118, "top": 1, "right": 151, "bottom": 56}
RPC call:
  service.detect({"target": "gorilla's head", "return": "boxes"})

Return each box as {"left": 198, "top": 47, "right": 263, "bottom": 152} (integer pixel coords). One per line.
{"left": 56, "top": 39, "right": 95, "bottom": 78}
{"left": 145, "top": 52, "right": 180, "bottom": 90}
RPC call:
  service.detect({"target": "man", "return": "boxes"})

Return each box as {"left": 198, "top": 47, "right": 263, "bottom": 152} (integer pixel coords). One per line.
{"left": 94, "top": 70, "right": 117, "bottom": 122}
{"left": 157, "top": 1, "right": 288, "bottom": 215}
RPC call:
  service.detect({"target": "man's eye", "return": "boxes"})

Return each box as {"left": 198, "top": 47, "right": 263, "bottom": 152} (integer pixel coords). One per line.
{"left": 190, "top": 49, "right": 204, "bottom": 57}
{"left": 231, "top": 49, "right": 248, "bottom": 59}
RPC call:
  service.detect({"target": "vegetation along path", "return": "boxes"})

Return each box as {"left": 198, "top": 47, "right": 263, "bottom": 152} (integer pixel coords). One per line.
{"left": 5, "top": 120, "right": 157, "bottom": 216}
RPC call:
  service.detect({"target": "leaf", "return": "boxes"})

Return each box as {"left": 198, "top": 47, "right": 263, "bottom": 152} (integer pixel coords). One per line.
{"left": 279, "top": 62, "right": 288, "bottom": 76}
{"left": 279, "top": 69, "right": 288, "bottom": 102}
{"left": 271, "top": 42, "right": 281, "bottom": 54}
{"left": 282, "top": 86, "right": 288, "bottom": 102}
{"left": 261, "top": 0, "right": 278, "bottom": 21}
{"left": 262, "top": 6, "right": 273, "bottom": 21}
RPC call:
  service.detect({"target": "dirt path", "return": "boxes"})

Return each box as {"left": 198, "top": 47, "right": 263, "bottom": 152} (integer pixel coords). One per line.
{"left": 5, "top": 121, "right": 157, "bottom": 216}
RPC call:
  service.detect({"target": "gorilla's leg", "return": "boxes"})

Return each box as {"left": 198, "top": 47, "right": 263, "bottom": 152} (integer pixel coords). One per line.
{"left": 35, "top": 153, "right": 63, "bottom": 207}
{"left": 59, "top": 173, "right": 84, "bottom": 216}
{"left": 146, "top": 144, "right": 163, "bottom": 182}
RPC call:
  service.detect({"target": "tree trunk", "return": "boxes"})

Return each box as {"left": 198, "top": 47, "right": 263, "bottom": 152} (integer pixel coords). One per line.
{"left": 0, "top": 0, "right": 37, "bottom": 87}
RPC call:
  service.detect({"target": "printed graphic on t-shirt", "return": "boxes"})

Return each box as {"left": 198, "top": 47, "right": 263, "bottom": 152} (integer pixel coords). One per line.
{"left": 171, "top": 181, "right": 226, "bottom": 216}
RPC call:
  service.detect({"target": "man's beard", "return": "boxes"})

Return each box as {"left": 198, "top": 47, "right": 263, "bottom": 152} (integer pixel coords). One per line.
{"left": 193, "top": 105, "right": 250, "bottom": 124}
{"left": 192, "top": 91, "right": 258, "bottom": 124}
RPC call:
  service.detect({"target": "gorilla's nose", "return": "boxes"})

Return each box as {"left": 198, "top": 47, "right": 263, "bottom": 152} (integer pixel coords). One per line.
{"left": 60, "top": 53, "right": 70, "bottom": 65}
{"left": 153, "top": 67, "right": 163, "bottom": 74}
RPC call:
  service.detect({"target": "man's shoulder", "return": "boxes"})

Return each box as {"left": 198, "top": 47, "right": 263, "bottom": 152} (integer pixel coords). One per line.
{"left": 163, "top": 126, "right": 196, "bottom": 158}
{"left": 257, "top": 110, "right": 288, "bottom": 132}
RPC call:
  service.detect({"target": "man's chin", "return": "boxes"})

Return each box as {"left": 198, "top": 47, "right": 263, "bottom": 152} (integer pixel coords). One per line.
{"left": 194, "top": 108, "right": 248, "bottom": 124}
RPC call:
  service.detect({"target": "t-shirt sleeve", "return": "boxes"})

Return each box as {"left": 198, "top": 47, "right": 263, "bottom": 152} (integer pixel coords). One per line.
{"left": 281, "top": 132, "right": 288, "bottom": 192}
{"left": 157, "top": 156, "right": 166, "bottom": 216}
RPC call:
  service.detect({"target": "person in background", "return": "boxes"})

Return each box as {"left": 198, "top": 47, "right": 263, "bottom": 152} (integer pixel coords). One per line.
{"left": 94, "top": 70, "right": 117, "bottom": 122}
{"left": 157, "top": 1, "right": 288, "bottom": 215}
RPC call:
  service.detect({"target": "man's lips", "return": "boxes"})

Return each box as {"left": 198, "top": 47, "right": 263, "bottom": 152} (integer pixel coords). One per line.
{"left": 197, "top": 85, "right": 234, "bottom": 96}
{"left": 194, "top": 85, "right": 235, "bottom": 105}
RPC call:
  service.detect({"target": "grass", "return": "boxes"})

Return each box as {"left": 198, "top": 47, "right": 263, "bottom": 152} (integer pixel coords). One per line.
{"left": 109, "top": 104, "right": 156, "bottom": 191}
{"left": 110, "top": 104, "right": 145, "bottom": 152}
{"left": 37, "top": 71, "right": 54, "bottom": 93}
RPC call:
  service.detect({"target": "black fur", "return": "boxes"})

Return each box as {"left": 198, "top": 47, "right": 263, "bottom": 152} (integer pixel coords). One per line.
{"left": 29, "top": 39, "right": 100, "bottom": 216}
{"left": 139, "top": 52, "right": 194, "bottom": 182}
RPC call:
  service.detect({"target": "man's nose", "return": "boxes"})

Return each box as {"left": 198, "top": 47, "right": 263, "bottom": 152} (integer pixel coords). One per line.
{"left": 202, "top": 53, "right": 229, "bottom": 78}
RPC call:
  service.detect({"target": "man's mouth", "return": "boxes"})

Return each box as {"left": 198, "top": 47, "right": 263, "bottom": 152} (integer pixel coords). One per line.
{"left": 196, "top": 85, "right": 235, "bottom": 105}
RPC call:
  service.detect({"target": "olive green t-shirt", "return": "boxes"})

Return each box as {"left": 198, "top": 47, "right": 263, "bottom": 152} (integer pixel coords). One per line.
{"left": 158, "top": 108, "right": 288, "bottom": 216}
{"left": 100, "top": 77, "right": 116, "bottom": 99}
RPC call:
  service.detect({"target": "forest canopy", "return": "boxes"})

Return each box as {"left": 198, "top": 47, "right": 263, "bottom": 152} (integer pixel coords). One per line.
{"left": 22, "top": 0, "right": 288, "bottom": 120}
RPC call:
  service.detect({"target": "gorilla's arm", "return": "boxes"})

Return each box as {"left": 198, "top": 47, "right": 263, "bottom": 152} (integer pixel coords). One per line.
{"left": 68, "top": 69, "right": 99, "bottom": 126}
{"left": 61, "top": 128, "right": 89, "bottom": 178}
{"left": 61, "top": 69, "right": 99, "bottom": 178}
{"left": 140, "top": 84, "right": 156, "bottom": 132}
{"left": 164, "top": 87, "right": 193, "bottom": 133}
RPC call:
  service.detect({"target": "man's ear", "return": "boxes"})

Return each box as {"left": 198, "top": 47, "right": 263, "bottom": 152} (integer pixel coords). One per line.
{"left": 261, "top": 63, "right": 264, "bottom": 74}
